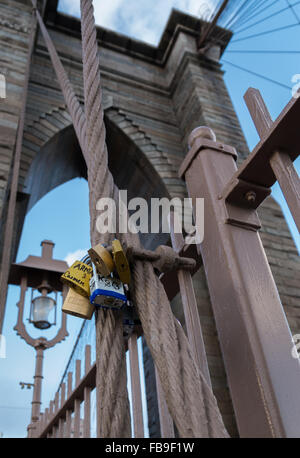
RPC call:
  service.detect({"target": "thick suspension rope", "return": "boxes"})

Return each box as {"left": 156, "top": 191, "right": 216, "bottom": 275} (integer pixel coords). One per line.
{"left": 34, "top": 0, "right": 229, "bottom": 438}
{"left": 33, "top": 1, "right": 131, "bottom": 438}
{"left": 79, "top": 0, "right": 131, "bottom": 438}
{"left": 79, "top": 0, "right": 228, "bottom": 437}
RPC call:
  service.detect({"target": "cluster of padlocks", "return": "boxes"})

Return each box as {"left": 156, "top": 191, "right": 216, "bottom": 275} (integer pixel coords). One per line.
{"left": 61, "top": 240, "right": 139, "bottom": 338}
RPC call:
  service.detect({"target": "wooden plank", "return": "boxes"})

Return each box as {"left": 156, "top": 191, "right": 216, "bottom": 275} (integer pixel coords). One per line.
{"left": 160, "top": 241, "right": 202, "bottom": 302}
{"left": 39, "top": 365, "right": 96, "bottom": 438}
{"left": 128, "top": 334, "right": 144, "bottom": 438}
{"left": 244, "top": 88, "right": 273, "bottom": 139}
{"left": 224, "top": 87, "right": 300, "bottom": 204}
{"left": 74, "top": 360, "right": 81, "bottom": 438}
{"left": 83, "top": 345, "right": 91, "bottom": 438}
{"left": 155, "top": 366, "right": 174, "bottom": 438}
{"left": 270, "top": 150, "right": 300, "bottom": 233}
{"left": 170, "top": 212, "right": 211, "bottom": 386}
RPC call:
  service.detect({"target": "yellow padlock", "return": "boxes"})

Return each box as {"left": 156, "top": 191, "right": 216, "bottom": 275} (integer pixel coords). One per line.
{"left": 88, "top": 244, "right": 114, "bottom": 277}
{"left": 61, "top": 257, "right": 93, "bottom": 297}
{"left": 112, "top": 239, "right": 131, "bottom": 285}
{"left": 62, "top": 288, "right": 94, "bottom": 320}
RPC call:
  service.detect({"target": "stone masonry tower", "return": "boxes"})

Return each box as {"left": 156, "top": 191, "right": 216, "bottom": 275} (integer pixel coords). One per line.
{"left": 0, "top": 0, "right": 299, "bottom": 437}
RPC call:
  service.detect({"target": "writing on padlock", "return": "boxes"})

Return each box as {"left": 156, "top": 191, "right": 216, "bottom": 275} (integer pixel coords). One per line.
{"left": 62, "top": 287, "right": 94, "bottom": 320}
{"left": 90, "top": 262, "right": 127, "bottom": 310}
{"left": 61, "top": 255, "right": 93, "bottom": 297}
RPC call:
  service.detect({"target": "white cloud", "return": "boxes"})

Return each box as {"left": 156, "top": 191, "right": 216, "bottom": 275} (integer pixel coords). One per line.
{"left": 58, "top": 0, "right": 215, "bottom": 46}
{"left": 64, "top": 248, "right": 87, "bottom": 266}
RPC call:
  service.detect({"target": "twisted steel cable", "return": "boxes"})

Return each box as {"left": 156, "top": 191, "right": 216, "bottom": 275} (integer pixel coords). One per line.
{"left": 80, "top": 0, "right": 131, "bottom": 438}
{"left": 34, "top": 7, "right": 87, "bottom": 160}
{"left": 34, "top": 0, "right": 229, "bottom": 438}
{"left": 33, "top": 0, "right": 131, "bottom": 438}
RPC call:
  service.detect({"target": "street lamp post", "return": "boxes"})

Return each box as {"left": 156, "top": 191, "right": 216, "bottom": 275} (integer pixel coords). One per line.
{"left": 8, "top": 240, "right": 69, "bottom": 438}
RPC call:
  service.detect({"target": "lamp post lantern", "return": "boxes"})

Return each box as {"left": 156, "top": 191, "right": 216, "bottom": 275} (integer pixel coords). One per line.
{"left": 8, "top": 240, "right": 69, "bottom": 437}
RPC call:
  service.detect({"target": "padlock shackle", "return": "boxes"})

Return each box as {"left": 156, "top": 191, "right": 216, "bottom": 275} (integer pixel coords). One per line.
{"left": 80, "top": 254, "right": 91, "bottom": 265}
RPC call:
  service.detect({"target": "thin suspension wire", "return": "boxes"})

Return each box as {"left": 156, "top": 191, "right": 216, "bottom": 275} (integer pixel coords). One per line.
{"left": 227, "top": 49, "right": 300, "bottom": 53}
{"left": 222, "top": 0, "right": 276, "bottom": 30}
{"left": 211, "top": 0, "right": 282, "bottom": 47}
{"left": 233, "top": 0, "right": 279, "bottom": 29}
{"left": 285, "top": 0, "right": 300, "bottom": 22}
{"left": 222, "top": 59, "right": 291, "bottom": 90}
{"left": 234, "top": 0, "right": 300, "bottom": 35}
{"left": 226, "top": 0, "right": 266, "bottom": 29}
{"left": 231, "top": 22, "right": 299, "bottom": 43}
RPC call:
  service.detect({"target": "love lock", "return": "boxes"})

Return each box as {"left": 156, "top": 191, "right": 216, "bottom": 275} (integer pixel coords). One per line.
{"left": 62, "top": 287, "right": 94, "bottom": 320}
{"left": 89, "top": 262, "right": 127, "bottom": 310}
{"left": 61, "top": 255, "right": 93, "bottom": 297}
{"left": 88, "top": 243, "right": 114, "bottom": 277}
{"left": 112, "top": 239, "right": 131, "bottom": 285}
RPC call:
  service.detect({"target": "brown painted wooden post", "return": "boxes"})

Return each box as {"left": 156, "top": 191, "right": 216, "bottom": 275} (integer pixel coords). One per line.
{"left": 270, "top": 151, "right": 300, "bottom": 232}
{"left": 83, "top": 345, "right": 91, "bottom": 438}
{"left": 58, "top": 383, "right": 66, "bottom": 438}
{"left": 37, "top": 413, "right": 43, "bottom": 437}
{"left": 179, "top": 125, "right": 300, "bottom": 438}
{"left": 65, "top": 372, "right": 73, "bottom": 438}
{"left": 53, "top": 392, "right": 59, "bottom": 438}
{"left": 44, "top": 408, "right": 49, "bottom": 436}
{"left": 170, "top": 212, "right": 211, "bottom": 387}
{"left": 128, "top": 334, "right": 144, "bottom": 438}
{"left": 244, "top": 88, "right": 300, "bottom": 233}
{"left": 49, "top": 401, "right": 54, "bottom": 438}
{"left": 74, "top": 360, "right": 81, "bottom": 438}
{"left": 155, "top": 366, "right": 175, "bottom": 438}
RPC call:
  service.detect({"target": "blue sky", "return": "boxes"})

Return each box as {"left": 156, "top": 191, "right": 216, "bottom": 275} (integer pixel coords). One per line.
{"left": 0, "top": 0, "right": 299, "bottom": 438}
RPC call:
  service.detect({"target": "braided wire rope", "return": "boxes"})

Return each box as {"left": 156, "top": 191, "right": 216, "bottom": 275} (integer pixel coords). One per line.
{"left": 34, "top": 0, "right": 229, "bottom": 438}
{"left": 34, "top": 3, "right": 131, "bottom": 438}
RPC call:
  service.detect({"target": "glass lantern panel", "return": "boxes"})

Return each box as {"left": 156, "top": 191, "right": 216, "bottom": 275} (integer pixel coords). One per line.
{"left": 32, "top": 296, "right": 55, "bottom": 324}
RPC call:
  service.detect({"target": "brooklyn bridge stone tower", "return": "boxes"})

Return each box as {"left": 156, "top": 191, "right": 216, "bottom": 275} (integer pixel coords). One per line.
{"left": 0, "top": 0, "right": 299, "bottom": 437}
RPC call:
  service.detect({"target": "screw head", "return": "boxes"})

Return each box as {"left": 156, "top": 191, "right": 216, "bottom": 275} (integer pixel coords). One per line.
{"left": 245, "top": 191, "right": 256, "bottom": 203}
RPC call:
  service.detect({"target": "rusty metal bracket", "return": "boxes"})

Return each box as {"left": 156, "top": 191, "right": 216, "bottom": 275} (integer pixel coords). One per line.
{"left": 223, "top": 202, "right": 262, "bottom": 231}
{"left": 221, "top": 178, "right": 271, "bottom": 209}
{"left": 220, "top": 178, "right": 271, "bottom": 231}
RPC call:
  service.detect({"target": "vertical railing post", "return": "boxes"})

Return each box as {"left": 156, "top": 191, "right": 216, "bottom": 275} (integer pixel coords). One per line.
{"left": 74, "top": 360, "right": 81, "bottom": 438}
{"left": 128, "top": 334, "right": 144, "bottom": 438}
{"left": 65, "top": 372, "right": 73, "bottom": 438}
{"left": 44, "top": 408, "right": 49, "bottom": 437}
{"left": 170, "top": 212, "right": 211, "bottom": 387}
{"left": 49, "top": 401, "right": 54, "bottom": 438}
{"left": 179, "top": 126, "right": 300, "bottom": 438}
{"left": 155, "top": 366, "right": 175, "bottom": 438}
{"left": 83, "top": 345, "right": 91, "bottom": 438}
{"left": 38, "top": 413, "right": 43, "bottom": 437}
{"left": 58, "top": 383, "right": 66, "bottom": 438}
